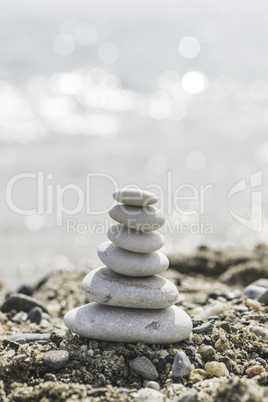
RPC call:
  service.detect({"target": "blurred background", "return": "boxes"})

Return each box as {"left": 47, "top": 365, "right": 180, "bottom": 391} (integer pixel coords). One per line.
{"left": 1, "top": 0, "right": 268, "bottom": 287}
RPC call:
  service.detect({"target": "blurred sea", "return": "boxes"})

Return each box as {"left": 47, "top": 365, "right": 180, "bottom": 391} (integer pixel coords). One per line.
{"left": 1, "top": 1, "right": 268, "bottom": 287}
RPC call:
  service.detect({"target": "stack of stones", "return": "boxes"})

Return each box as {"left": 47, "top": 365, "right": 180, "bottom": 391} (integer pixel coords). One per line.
{"left": 64, "top": 188, "right": 192, "bottom": 344}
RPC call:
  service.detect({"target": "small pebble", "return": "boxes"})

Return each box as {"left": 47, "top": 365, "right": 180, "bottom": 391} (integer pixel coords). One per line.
{"left": 17, "top": 284, "right": 32, "bottom": 296}
{"left": 258, "top": 289, "right": 268, "bottom": 305}
{"left": 252, "top": 326, "right": 268, "bottom": 342}
{"left": 218, "top": 356, "right": 233, "bottom": 372}
{"left": 205, "top": 361, "right": 229, "bottom": 377}
{"left": 15, "top": 338, "right": 26, "bottom": 344}
{"left": 172, "top": 351, "right": 192, "bottom": 378}
{"left": 11, "top": 311, "right": 27, "bottom": 323}
{"left": 6, "top": 350, "right": 15, "bottom": 358}
{"left": 198, "top": 345, "right": 215, "bottom": 362}
{"left": 192, "top": 321, "right": 214, "bottom": 334}
{"left": 129, "top": 356, "right": 159, "bottom": 380}
{"left": 159, "top": 349, "right": 168, "bottom": 359}
{"left": 80, "top": 357, "right": 91, "bottom": 367}
{"left": 157, "top": 359, "right": 166, "bottom": 372}
{"left": 240, "top": 319, "right": 250, "bottom": 325}
{"left": 27, "top": 307, "right": 42, "bottom": 324}
{"left": 222, "top": 291, "right": 237, "bottom": 301}
{"left": 245, "top": 365, "right": 265, "bottom": 377}
{"left": 6, "top": 333, "right": 51, "bottom": 343}
{"left": 246, "top": 299, "right": 261, "bottom": 310}
{"left": 219, "top": 321, "right": 231, "bottom": 333}
{"left": 189, "top": 369, "right": 207, "bottom": 383}
{"left": 145, "top": 381, "right": 160, "bottom": 390}
{"left": 214, "top": 337, "right": 229, "bottom": 351}
{"left": 43, "top": 350, "right": 69, "bottom": 370}
{"left": 192, "top": 319, "right": 204, "bottom": 327}
{"left": 245, "top": 285, "right": 267, "bottom": 300}
{"left": 50, "top": 332, "right": 63, "bottom": 346}
{"left": 13, "top": 354, "right": 26, "bottom": 361}
{"left": 194, "top": 357, "right": 204, "bottom": 368}
{"left": 44, "top": 373, "right": 57, "bottom": 382}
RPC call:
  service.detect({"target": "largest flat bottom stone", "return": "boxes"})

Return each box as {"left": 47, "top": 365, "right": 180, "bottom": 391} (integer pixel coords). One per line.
{"left": 64, "top": 303, "right": 192, "bottom": 344}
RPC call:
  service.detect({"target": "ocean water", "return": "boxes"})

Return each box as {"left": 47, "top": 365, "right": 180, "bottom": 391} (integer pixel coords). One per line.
{"left": 1, "top": 1, "right": 268, "bottom": 287}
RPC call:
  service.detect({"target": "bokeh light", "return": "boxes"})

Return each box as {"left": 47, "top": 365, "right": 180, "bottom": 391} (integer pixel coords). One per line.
{"left": 25, "top": 215, "right": 44, "bottom": 231}
{"left": 178, "top": 36, "right": 200, "bottom": 59}
{"left": 182, "top": 71, "right": 207, "bottom": 94}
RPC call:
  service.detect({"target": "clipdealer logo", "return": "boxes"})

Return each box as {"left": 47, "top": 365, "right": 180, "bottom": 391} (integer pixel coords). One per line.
{"left": 5, "top": 171, "right": 214, "bottom": 235}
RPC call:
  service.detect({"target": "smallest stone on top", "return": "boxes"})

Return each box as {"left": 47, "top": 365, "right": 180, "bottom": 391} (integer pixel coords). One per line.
{"left": 113, "top": 188, "right": 159, "bottom": 207}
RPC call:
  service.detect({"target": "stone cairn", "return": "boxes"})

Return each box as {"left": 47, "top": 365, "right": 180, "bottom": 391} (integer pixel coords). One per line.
{"left": 64, "top": 188, "right": 192, "bottom": 344}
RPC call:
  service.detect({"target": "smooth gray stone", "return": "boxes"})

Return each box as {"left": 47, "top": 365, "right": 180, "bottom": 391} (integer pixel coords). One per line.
{"left": 64, "top": 303, "right": 193, "bottom": 344}
{"left": 13, "top": 354, "right": 27, "bottom": 361}
{"left": 82, "top": 267, "right": 179, "bottom": 309}
{"left": 3, "top": 333, "right": 51, "bottom": 343}
{"left": 245, "top": 284, "right": 267, "bottom": 300}
{"left": 145, "top": 381, "right": 160, "bottom": 390}
{"left": 192, "top": 322, "right": 214, "bottom": 334}
{"left": 172, "top": 351, "right": 192, "bottom": 377}
{"left": 27, "top": 307, "right": 42, "bottom": 324}
{"left": 109, "top": 205, "right": 165, "bottom": 233}
{"left": 198, "top": 345, "right": 215, "bottom": 362}
{"left": 97, "top": 241, "right": 169, "bottom": 277}
{"left": 1, "top": 331, "right": 65, "bottom": 344}
{"left": 113, "top": 188, "right": 158, "bottom": 206}
{"left": 1, "top": 294, "right": 49, "bottom": 314}
{"left": 129, "top": 356, "right": 159, "bottom": 380}
{"left": 43, "top": 350, "right": 69, "bottom": 369}
{"left": 107, "top": 224, "right": 164, "bottom": 253}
